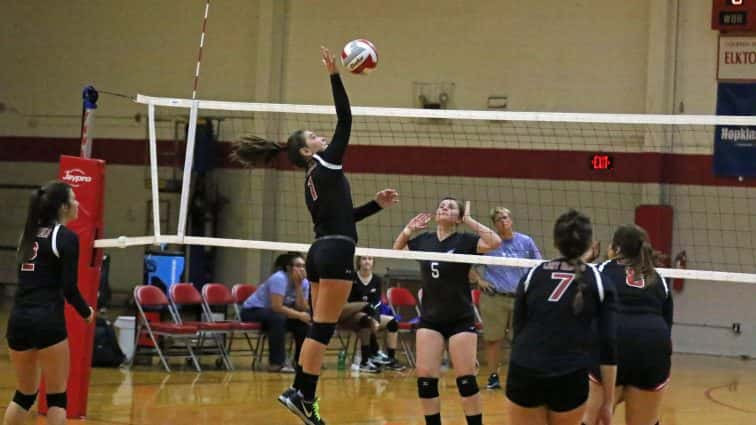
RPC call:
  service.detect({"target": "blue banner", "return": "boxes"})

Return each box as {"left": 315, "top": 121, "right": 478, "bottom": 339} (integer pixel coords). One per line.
{"left": 714, "top": 83, "right": 756, "bottom": 177}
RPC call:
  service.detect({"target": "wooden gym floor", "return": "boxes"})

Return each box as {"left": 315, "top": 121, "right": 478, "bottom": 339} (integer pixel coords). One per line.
{"left": 0, "top": 315, "right": 753, "bottom": 424}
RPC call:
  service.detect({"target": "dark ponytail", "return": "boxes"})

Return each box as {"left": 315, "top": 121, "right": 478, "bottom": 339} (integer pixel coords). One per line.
{"left": 612, "top": 224, "right": 657, "bottom": 286}
{"left": 17, "top": 181, "right": 72, "bottom": 264}
{"left": 230, "top": 135, "right": 284, "bottom": 167}
{"left": 553, "top": 209, "right": 593, "bottom": 316}
{"left": 230, "top": 130, "right": 309, "bottom": 169}
{"left": 569, "top": 259, "right": 588, "bottom": 316}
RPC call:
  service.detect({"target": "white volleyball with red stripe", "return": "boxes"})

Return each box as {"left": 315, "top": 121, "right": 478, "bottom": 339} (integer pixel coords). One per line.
{"left": 341, "top": 39, "right": 378, "bottom": 74}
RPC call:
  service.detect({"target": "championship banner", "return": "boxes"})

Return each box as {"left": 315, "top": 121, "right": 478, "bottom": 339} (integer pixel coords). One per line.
{"left": 713, "top": 83, "right": 756, "bottom": 177}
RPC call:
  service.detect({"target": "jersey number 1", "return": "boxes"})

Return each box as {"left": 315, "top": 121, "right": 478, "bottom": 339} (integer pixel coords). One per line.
{"left": 307, "top": 176, "right": 318, "bottom": 201}
{"left": 20, "top": 242, "right": 39, "bottom": 272}
{"left": 548, "top": 272, "right": 575, "bottom": 302}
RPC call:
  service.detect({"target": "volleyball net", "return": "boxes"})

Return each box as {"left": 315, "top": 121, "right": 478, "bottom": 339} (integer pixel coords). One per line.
{"left": 93, "top": 94, "right": 756, "bottom": 285}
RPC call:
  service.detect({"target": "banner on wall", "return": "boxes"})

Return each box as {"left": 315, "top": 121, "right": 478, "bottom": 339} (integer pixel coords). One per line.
{"left": 718, "top": 36, "right": 756, "bottom": 81}
{"left": 713, "top": 83, "right": 756, "bottom": 177}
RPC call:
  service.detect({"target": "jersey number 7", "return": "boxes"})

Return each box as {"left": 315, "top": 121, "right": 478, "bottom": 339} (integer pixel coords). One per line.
{"left": 548, "top": 272, "right": 575, "bottom": 302}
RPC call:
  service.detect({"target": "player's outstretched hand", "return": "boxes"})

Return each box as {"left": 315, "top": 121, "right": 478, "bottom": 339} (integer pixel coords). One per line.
{"left": 407, "top": 213, "right": 432, "bottom": 232}
{"left": 321, "top": 46, "right": 337, "bottom": 75}
{"left": 462, "top": 200, "right": 472, "bottom": 223}
{"left": 376, "top": 189, "right": 399, "bottom": 209}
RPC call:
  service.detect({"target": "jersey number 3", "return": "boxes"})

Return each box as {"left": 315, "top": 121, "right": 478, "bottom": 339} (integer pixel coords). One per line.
{"left": 548, "top": 272, "right": 575, "bottom": 302}
{"left": 20, "top": 242, "right": 39, "bottom": 272}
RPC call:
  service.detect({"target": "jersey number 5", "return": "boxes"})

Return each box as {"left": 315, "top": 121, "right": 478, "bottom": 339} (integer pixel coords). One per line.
{"left": 20, "top": 242, "right": 39, "bottom": 272}
{"left": 548, "top": 272, "right": 575, "bottom": 302}
{"left": 430, "top": 262, "right": 440, "bottom": 279}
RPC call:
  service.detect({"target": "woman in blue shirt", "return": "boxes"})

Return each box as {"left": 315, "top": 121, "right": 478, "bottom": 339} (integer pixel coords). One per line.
{"left": 241, "top": 253, "right": 310, "bottom": 372}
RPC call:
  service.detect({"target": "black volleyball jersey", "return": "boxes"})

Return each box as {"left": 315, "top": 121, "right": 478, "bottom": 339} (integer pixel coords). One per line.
{"left": 598, "top": 259, "right": 673, "bottom": 329}
{"left": 510, "top": 259, "right": 617, "bottom": 376}
{"left": 408, "top": 232, "right": 480, "bottom": 323}
{"left": 349, "top": 273, "right": 383, "bottom": 306}
{"left": 305, "top": 74, "right": 381, "bottom": 242}
{"left": 15, "top": 224, "right": 90, "bottom": 318}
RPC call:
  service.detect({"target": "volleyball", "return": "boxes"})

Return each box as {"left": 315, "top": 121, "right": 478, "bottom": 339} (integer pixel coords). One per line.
{"left": 341, "top": 39, "right": 378, "bottom": 74}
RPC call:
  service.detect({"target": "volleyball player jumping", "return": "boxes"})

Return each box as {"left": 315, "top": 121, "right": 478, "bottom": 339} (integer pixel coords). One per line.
{"left": 231, "top": 46, "right": 398, "bottom": 425}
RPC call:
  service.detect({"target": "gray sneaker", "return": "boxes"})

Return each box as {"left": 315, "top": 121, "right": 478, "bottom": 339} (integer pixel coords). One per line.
{"left": 369, "top": 354, "right": 391, "bottom": 366}
{"left": 358, "top": 360, "right": 381, "bottom": 373}
{"left": 384, "top": 359, "right": 406, "bottom": 371}
{"left": 486, "top": 373, "right": 502, "bottom": 390}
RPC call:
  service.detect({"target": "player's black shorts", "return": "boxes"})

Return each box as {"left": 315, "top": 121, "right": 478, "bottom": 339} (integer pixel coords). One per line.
{"left": 589, "top": 329, "right": 671, "bottom": 391}
{"left": 417, "top": 317, "right": 477, "bottom": 340}
{"left": 306, "top": 235, "right": 355, "bottom": 283}
{"left": 6, "top": 304, "right": 68, "bottom": 351}
{"left": 506, "top": 362, "right": 588, "bottom": 412}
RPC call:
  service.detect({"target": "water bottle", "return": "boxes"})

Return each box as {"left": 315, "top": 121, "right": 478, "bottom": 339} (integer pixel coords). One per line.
{"left": 337, "top": 350, "right": 347, "bottom": 370}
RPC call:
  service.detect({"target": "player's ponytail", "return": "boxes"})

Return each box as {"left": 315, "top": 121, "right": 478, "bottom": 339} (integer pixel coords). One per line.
{"left": 570, "top": 259, "right": 588, "bottom": 316}
{"left": 17, "top": 181, "right": 72, "bottom": 264}
{"left": 638, "top": 239, "right": 657, "bottom": 285}
{"left": 612, "top": 224, "right": 657, "bottom": 286}
{"left": 230, "top": 135, "right": 285, "bottom": 167}
{"left": 553, "top": 209, "right": 593, "bottom": 316}
{"left": 18, "top": 189, "right": 43, "bottom": 264}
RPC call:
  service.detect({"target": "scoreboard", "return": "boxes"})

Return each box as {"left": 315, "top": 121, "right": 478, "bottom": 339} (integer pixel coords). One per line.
{"left": 712, "top": 0, "right": 756, "bottom": 32}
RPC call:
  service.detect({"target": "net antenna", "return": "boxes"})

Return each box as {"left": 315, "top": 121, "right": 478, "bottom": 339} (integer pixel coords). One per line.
{"left": 171, "top": 0, "right": 211, "bottom": 241}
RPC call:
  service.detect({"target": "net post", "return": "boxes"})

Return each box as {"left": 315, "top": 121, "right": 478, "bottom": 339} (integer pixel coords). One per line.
{"left": 147, "top": 103, "right": 161, "bottom": 238}
{"left": 177, "top": 101, "right": 199, "bottom": 239}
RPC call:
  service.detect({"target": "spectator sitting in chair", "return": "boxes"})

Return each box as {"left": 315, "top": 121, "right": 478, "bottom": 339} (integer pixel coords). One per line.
{"left": 241, "top": 252, "right": 310, "bottom": 373}
{"left": 349, "top": 255, "right": 406, "bottom": 371}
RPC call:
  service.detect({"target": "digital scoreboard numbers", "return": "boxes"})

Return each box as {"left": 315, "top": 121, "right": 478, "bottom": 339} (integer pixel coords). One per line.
{"left": 712, "top": 0, "right": 756, "bottom": 32}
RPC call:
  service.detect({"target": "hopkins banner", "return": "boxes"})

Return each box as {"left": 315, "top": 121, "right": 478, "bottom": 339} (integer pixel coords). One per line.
{"left": 713, "top": 83, "right": 756, "bottom": 177}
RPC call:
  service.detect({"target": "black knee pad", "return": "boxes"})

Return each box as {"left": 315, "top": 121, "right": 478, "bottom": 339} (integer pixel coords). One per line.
{"left": 46, "top": 392, "right": 67, "bottom": 410}
{"left": 417, "top": 377, "right": 439, "bottom": 399}
{"left": 307, "top": 322, "right": 336, "bottom": 345}
{"left": 358, "top": 314, "right": 373, "bottom": 328}
{"left": 456, "top": 375, "right": 479, "bottom": 397}
{"left": 386, "top": 319, "right": 398, "bottom": 332}
{"left": 12, "top": 390, "right": 37, "bottom": 411}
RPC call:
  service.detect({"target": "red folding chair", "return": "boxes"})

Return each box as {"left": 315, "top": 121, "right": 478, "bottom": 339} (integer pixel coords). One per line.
{"left": 231, "top": 284, "right": 267, "bottom": 370}
{"left": 169, "top": 283, "right": 234, "bottom": 371}
{"left": 386, "top": 287, "right": 419, "bottom": 367}
{"left": 203, "top": 283, "right": 265, "bottom": 369}
{"left": 132, "top": 285, "right": 201, "bottom": 372}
